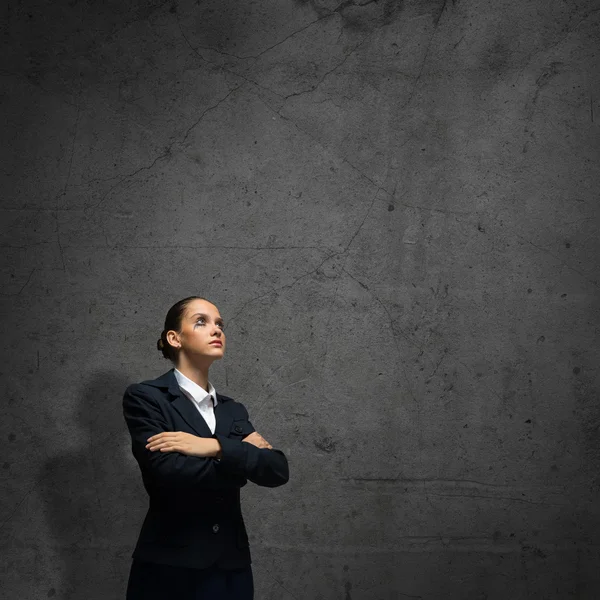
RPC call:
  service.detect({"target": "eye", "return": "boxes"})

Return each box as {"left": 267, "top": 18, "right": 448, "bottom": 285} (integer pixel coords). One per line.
{"left": 194, "top": 317, "right": 225, "bottom": 331}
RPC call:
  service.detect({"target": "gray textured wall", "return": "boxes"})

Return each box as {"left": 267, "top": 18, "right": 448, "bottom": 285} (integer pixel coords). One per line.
{"left": 2, "top": 0, "right": 599, "bottom": 598}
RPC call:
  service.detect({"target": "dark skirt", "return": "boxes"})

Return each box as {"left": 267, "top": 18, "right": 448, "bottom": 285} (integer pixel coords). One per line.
{"left": 126, "top": 559, "right": 254, "bottom": 600}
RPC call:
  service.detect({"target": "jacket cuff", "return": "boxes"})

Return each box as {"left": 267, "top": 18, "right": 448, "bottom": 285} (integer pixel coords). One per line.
{"left": 214, "top": 434, "right": 247, "bottom": 474}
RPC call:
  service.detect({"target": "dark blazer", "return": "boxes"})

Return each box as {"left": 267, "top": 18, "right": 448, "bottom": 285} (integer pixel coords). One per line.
{"left": 122, "top": 368, "right": 289, "bottom": 570}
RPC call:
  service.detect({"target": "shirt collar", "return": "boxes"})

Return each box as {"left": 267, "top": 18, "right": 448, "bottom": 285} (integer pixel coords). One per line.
{"left": 173, "top": 368, "right": 217, "bottom": 408}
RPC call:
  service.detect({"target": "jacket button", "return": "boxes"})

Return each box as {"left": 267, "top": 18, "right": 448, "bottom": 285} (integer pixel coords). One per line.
{"left": 212, "top": 524, "right": 219, "bottom": 533}
{"left": 234, "top": 425, "right": 243, "bottom": 433}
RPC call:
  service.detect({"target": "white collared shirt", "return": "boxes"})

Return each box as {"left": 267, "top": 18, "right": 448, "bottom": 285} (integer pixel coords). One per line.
{"left": 173, "top": 368, "right": 218, "bottom": 434}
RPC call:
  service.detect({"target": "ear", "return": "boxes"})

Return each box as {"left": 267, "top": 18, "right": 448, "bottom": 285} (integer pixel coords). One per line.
{"left": 166, "top": 330, "right": 181, "bottom": 349}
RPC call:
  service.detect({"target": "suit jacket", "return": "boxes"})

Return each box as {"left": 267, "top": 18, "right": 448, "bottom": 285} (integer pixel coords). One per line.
{"left": 122, "top": 368, "right": 289, "bottom": 570}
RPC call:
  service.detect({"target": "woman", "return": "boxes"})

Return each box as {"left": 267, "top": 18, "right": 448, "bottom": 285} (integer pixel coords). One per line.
{"left": 122, "top": 296, "right": 289, "bottom": 600}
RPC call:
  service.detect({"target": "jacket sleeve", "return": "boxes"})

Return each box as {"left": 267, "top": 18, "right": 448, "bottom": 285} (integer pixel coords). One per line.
{"left": 213, "top": 402, "right": 289, "bottom": 488}
{"left": 122, "top": 383, "right": 244, "bottom": 490}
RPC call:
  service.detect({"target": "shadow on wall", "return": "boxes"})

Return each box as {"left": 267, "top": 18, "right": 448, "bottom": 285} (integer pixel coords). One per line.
{"left": 174, "top": 0, "right": 404, "bottom": 55}
{"left": 294, "top": 0, "right": 404, "bottom": 30}
{"left": 38, "top": 372, "right": 146, "bottom": 600}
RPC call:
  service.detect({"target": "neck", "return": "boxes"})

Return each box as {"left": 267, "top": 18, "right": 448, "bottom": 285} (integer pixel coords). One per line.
{"left": 174, "top": 357, "right": 210, "bottom": 392}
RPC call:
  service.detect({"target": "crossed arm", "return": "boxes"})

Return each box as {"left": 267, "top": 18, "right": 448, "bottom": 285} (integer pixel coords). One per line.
{"left": 146, "top": 430, "right": 272, "bottom": 457}
{"left": 123, "top": 384, "right": 289, "bottom": 489}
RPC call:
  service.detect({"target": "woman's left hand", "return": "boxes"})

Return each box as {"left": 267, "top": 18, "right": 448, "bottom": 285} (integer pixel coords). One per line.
{"left": 146, "top": 432, "right": 217, "bottom": 457}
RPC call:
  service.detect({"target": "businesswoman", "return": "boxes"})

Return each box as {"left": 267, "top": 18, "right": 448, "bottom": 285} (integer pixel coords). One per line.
{"left": 122, "top": 296, "right": 289, "bottom": 600}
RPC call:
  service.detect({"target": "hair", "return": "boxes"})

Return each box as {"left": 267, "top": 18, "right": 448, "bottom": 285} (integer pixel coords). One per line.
{"left": 157, "top": 296, "right": 208, "bottom": 362}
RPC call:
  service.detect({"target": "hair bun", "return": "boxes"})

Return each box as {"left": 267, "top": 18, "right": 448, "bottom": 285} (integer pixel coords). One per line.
{"left": 157, "top": 338, "right": 164, "bottom": 350}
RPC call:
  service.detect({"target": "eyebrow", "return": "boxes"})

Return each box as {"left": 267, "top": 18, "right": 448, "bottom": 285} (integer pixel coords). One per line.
{"left": 189, "top": 312, "right": 224, "bottom": 322}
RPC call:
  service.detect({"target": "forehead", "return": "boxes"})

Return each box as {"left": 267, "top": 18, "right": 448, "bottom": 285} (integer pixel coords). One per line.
{"left": 184, "top": 299, "right": 221, "bottom": 319}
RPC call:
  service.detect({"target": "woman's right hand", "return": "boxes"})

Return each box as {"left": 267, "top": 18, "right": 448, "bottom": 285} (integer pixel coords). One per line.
{"left": 242, "top": 431, "right": 273, "bottom": 449}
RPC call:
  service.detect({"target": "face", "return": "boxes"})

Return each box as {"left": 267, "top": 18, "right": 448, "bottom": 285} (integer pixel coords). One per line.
{"left": 166, "top": 299, "right": 226, "bottom": 363}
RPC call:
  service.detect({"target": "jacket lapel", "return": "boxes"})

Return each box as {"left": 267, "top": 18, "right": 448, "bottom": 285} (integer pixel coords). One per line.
{"left": 145, "top": 368, "right": 234, "bottom": 439}
{"left": 170, "top": 393, "right": 212, "bottom": 437}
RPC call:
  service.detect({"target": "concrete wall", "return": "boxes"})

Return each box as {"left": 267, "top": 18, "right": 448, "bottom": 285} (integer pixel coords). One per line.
{"left": 2, "top": 0, "right": 599, "bottom": 597}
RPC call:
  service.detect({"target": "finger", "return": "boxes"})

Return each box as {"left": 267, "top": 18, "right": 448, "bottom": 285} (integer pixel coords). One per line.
{"left": 147, "top": 432, "right": 174, "bottom": 442}
{"left": 147, "top": 441, "right": 173, "bottom": 451}
{"left": 158, "top": 442, "right": 179, "bottom": 452}
{"left": 146, "top": 439, "right": 165, "bottom": 449}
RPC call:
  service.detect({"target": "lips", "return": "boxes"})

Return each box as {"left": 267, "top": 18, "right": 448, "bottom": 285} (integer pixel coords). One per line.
{"left": 209, "top": 341, "right": 223, "bottom": 346}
